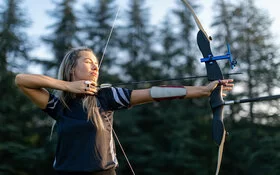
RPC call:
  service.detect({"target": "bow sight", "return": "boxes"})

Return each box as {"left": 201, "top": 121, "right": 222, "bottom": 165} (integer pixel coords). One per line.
{"left": 200, "top": 44, "right": 237, "bottom": 69}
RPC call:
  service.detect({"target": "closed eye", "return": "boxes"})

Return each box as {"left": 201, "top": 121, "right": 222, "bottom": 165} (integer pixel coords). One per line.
{"left": 84, "top": 58, "right": 93, "bottom": 63}
{"left": 84, "top": 58, "right": 98, "bottom": 66}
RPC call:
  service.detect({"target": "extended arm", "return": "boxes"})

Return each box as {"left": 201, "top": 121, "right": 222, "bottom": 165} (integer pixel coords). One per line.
{"left": 130, "top": 79, "right": 234, "bottom": 106}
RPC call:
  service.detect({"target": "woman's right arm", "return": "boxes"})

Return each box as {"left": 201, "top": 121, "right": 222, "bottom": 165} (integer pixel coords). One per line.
{"left": 15, "top": 74, "right": 70, "bottom": 109}
{"left": 15, "top": 74, "right": 96, "bottom": 109}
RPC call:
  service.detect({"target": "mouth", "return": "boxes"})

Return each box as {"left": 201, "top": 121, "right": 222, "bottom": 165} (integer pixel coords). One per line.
{"left": 90, "top": 72, "right": 99, "bottom": 78}
{"left": 90, "top": 71, "right": 97, "bottom": 75}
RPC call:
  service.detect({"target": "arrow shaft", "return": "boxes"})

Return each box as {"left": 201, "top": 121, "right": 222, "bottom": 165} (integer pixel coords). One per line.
{"left": 101, "top": 73, "right": 241, "bottom": 87}
{"left": 224, "top": 94, "right": 280, "bottom": 105}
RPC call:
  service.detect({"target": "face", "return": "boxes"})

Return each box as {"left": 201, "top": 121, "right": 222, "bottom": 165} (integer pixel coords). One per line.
{"left": 72, "top": 51, "right": 99, "bottom": 82}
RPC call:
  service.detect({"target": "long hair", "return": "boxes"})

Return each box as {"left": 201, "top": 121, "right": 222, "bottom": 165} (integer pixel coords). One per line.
{"left": 49, "top": 47, "right": 108, "bottom": 161}
{"left": 56, "top": 47, "right": 105, "bottom": 131}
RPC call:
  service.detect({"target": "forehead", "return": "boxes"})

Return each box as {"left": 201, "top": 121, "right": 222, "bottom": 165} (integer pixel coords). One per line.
{"left": 78, "top": 50, "right": 97, "bottom": 62}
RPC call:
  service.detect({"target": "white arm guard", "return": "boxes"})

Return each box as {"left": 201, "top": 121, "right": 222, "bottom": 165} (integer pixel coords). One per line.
{"left": 150, "top": 86, "right": 187, "bottom": 101}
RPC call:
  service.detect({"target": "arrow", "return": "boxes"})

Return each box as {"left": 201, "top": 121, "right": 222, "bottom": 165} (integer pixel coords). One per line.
{"left": 224, "top": 94, "right": 280, "bottom": 105}
{"left": 99, "top": 73, "right": 242, "bottom": 88}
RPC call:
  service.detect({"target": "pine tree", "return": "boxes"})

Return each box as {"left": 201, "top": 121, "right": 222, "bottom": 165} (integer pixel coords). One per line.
{"left": 156, "top": 15, "right": 178, "bottom": 77}
{"left": 211, "top": 0, "right": 240, "bottom": 126}
{"left": 212, "top": 0, "right": 280, "bottom": 123}
{"left": 80, "top": 0, "right": 121, "bottom": 83}
{"left": 116, "top": 1, "right": 215, "bottom": 174}
{"left": 41, "top": 0, "right": 79, "bottom": 75}
{"left": 0, "top": 1, "right": 55, "bottom": 174}
{"left": 171, "top": 1, "right": 220, "bottom": 174}
{"left": 172, "top": 0, "right": 201, "bottom": 78}
{"left": 0, "top": 0, "right": 31, "bottom": 73}
{"left": 114, "top": 1, "right": 157, "bottom": 174}
{"left": 211, "top": 1, "right": 280, "bottom": 174}
{"left": 119, "top": 0, "right": 154, "bottom": 82}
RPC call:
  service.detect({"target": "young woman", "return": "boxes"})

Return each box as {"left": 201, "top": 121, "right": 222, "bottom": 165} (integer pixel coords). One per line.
{"left": 15, "top": 47, "right": 234, "bottom": 175}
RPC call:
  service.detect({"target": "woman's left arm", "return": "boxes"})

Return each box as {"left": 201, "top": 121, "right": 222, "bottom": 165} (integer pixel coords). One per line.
{"left": 130, "top": 79, "right": 234, "bottom": 106}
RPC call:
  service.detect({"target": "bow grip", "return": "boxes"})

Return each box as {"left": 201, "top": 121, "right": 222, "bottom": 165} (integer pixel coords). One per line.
{"left": 210, "top": 86, "right": 225, "bottom": 146}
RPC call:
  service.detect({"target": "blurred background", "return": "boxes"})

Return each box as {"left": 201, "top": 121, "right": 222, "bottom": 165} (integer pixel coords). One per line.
{"left": 0, "top": 0, "right": 280, "bottom": 174}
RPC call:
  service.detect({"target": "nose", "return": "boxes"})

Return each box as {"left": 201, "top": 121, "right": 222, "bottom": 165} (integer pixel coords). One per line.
{"left": 91, "top": 63, "right": 98, "bottom": 70}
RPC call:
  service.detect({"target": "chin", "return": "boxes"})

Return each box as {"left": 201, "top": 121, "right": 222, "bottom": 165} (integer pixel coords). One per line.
{"left": 92, "top": 78, "right": 98, "bottom": 84}
{"left": 92, "top": 77, "right": 98, "bottom": 82}
{"left": 88, "top": 75, "right": 97, "bottom": 81}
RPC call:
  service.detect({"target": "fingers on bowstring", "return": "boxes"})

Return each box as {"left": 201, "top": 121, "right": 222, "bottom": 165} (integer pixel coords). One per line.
{"left": 84, "top": 80, "right": 98, "bottom": 94}
{"left": 84, "top": 80, "right": 97, "bottom": 86}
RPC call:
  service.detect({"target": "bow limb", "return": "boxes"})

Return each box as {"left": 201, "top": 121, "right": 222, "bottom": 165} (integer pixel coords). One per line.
{"left": 198, "top": 30, "right": 226, "bottom": 175}
{"left": 181, "top": 1, "right": 226, "bottom": 175}
{"left": 181, "top": 0, "right": 211, "bottom": 41}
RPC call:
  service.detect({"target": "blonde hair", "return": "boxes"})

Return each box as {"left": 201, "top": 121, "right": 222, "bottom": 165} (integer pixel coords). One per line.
{"left": 55, "top": 47, "right": 105, "bottom": 131}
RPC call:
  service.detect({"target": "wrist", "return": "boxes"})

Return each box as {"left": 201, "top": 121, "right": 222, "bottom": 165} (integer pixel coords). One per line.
{"left": 202, "top": 86, "right": 211, "bottom": 97}
{"left": 61, "top": 80, "right": 70, "bottom": 92}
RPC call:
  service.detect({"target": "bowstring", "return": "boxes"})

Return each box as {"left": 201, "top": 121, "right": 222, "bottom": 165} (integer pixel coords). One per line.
{"left": 105, "top": 117, "right": 136, "bottom": 175}
{"left": 98, "top": 6, "right": 136, "bottom": 175}
{"left": 98, "top": 6, "right": 120, "bottom": 69}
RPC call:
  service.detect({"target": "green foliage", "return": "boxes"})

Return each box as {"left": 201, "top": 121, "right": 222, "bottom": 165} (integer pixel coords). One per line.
{"left": 1, "top": 0, "right": 279, "bottom": 174}
{"left": 212, "top": 0, "right": 280, "bottom": 122}
{"left": 79, "top": 0, "right": 121, "bottom": 83}
{"left": 0, "top": 1, "right": 55, "bottom": 174}
{"left": 222, "top": 120, "right": 280, "bottom": 175}
{"left": 0, "top": 71, "right": 56, "bottom": 175}
{"left": 41, "top": 0, "right": 79, "bottom": 75}
{"left": 118, "top": 0, "right": 156, "bottom": 82}
{"left": 0, "top": 0, "right": 31, "bottom": 72}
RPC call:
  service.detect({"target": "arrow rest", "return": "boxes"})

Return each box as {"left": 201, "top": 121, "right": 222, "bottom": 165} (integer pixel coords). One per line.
{"left": 226, "top": 131, "right": 230, "bottom": 136}
{"left": 99, "top": 83, "right": 112, "bottom": 89}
